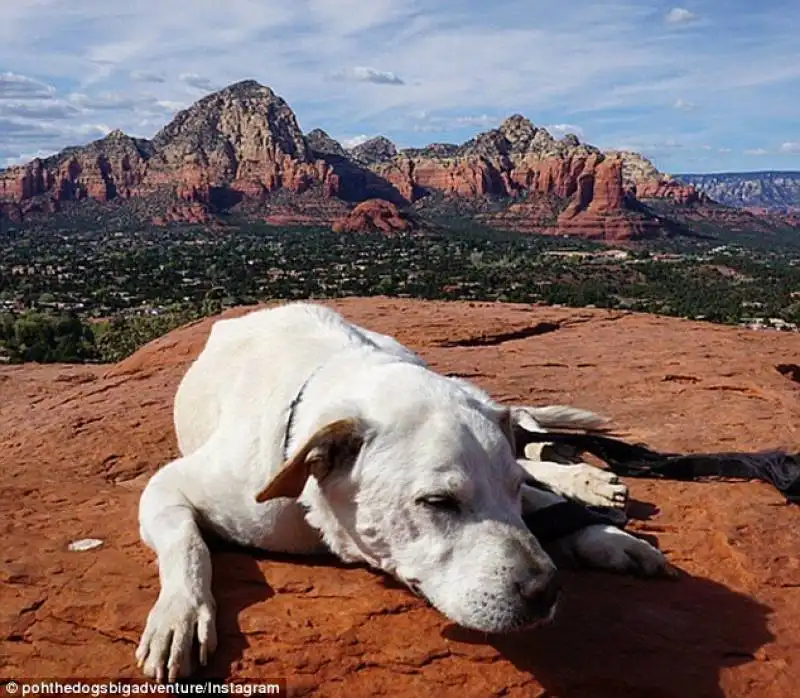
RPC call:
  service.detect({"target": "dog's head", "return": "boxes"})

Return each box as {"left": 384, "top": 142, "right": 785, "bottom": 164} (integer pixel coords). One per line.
{"left": 255, "top": 376, "right": 559, "bottom": 634}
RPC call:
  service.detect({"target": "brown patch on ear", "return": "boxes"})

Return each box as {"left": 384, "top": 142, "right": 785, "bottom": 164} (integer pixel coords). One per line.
{"left": 255, "top": 418, "right": 363, "bottom": 503}
{"left": 254, "top": 457, "right": 312, "bottom": 503}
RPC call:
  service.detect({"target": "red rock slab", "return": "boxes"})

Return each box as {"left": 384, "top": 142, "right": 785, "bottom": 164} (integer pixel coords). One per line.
{"left": 2, "top": 298, "right": 799, "bottom": 697}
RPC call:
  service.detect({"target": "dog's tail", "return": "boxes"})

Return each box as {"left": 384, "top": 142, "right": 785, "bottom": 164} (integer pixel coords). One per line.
{"left": 515, "top": 405, "right": 611, "bottom": 433}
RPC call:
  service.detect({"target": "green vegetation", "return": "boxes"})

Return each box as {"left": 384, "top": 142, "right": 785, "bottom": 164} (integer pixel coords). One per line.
{"left": 0, "top": 311, "right": 98, "bottom": 363}
{"left": 1, "top": 220, "right": 799, "bottom": 364}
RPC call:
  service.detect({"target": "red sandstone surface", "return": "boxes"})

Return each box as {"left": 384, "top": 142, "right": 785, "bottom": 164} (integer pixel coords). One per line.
{"left": 2, "top": 298, "right": 799, "bottom": 696}
{"left": 634, "top": 178, "right": 702, "bottom": 204}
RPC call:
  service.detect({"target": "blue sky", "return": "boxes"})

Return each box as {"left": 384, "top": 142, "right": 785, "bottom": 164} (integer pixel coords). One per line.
{"left": 0, "top": 0, "right": 798, "bottom": 174}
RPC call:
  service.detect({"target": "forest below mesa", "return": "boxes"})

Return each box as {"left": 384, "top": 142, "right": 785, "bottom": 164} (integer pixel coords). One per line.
{"left": 1, "top": 224, "right": 800, "bottom": 364}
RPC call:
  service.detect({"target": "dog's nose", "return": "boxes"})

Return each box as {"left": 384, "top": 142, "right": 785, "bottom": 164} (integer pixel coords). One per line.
{"left": 516, "top": 568, "right": 561, "bottom": 619}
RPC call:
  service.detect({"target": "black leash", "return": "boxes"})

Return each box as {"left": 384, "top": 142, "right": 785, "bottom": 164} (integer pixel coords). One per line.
{"left": 523, "top": 501, "right": 626, "bottom": 543}
{"left": 520, "top": 430, "right": 800, "bottom": 504}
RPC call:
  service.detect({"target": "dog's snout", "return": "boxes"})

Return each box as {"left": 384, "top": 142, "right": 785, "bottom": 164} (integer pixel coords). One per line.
{"left": 516, "top": 567, "right": 561, "bottom": 619}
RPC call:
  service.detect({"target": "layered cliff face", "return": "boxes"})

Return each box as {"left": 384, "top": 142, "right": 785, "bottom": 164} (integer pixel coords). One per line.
{"left": 0, "top": 131, "right": 153, "bottom": 218}
{"left": 612, "top": 150, "right": 703, "bottom": 205}
{"left": 145, "top": 81, "right": 339, "bottom": 202}
{"left": 359, "top": 116, "right": 666, "bottom": 240}
{"left": 366, "top": 115, "right": 607, "bottom": 202}
{"left": 478, "top": 153, "right": 658, "bottom": 241}
{"left": 0, "top": 80, "right": 707, "bottom": 240}
{"left": 554, "top": 156, "right": 653, "bottom": 242}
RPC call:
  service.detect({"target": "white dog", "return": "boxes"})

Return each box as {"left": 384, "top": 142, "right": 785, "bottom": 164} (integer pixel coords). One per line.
{"left": 135, "top": 302, "right": 671, "bottom": 682}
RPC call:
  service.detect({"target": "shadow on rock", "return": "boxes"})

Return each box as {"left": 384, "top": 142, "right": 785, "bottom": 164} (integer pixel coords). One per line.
{"left": 196, "top": 541, "right": 366, "bottom": 680}
{"left": 444, "top": 569, "right": 773, "bottom": 698}
{"left": 626, "top": 498, "right": 660, "bottom": 521}
{"left": 197, "top": 545, "right": 275, "bottom": 679}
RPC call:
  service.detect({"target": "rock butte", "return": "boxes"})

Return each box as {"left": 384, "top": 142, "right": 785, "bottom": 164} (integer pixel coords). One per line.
{"left": 0, "top": 80, "right": 717, "bottom": 241}
{"left": 2, "top": 298, "right": 799, "bottom": 696}
{"left": 331, "top": 199, "right": 416, "bottom": 234}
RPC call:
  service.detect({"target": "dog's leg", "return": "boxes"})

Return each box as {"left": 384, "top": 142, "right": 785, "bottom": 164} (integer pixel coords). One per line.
{"left": 552, "top": 524, "right": 677, "bottom": 577}
{"left": 136, "top": 459, "right": 217, "bottom": 682}
{"left": 519, "top": 448, "right": 629, "bottom": 509}
{"left": 521, "top": 485, "right": 674, "bottom": 577}
{"left": 506, "top": 404, "right": 628, "bottom": 508}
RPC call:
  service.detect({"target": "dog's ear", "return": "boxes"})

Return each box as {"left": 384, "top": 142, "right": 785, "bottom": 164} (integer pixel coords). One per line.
{"left": 494, "top": 406, "right": 516, "bottom": 454}
{"left": 508, "top": 407, "right": 544, "bottom": 459}
{"left": 509, "top": 406, "right": 544, "bottom": 434}
{"left": 255, "top": 418, "right": 365, "bottom": 502}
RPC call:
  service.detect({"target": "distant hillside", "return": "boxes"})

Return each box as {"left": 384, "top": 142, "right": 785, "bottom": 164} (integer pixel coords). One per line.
{"left": 677, "top": 172, "right": 800, "bottom": 211}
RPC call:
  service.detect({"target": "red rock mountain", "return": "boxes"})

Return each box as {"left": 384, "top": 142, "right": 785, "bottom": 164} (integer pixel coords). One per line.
{"left": 0, "top": 79, "right": 717, "bottom": 241}
{"left": 0, "top": 81, "right": 339, "bottom": 219}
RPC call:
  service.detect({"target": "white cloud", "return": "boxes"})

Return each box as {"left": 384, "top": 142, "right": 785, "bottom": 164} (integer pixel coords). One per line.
{"left": 156, "top": 99, "right": 189, "bottom": 112}
{"left": 404, "top": 111, "right": 500, "bottom": 133}
{"left": 67, "top": 91, "right": 163, "bottom": 111}
{"left": 455, "top": 114, "right": 500, "bottom": 128}
{"left": 673, "top": 98, "right": 696, "bottom": 111}
{"left": 0, "top": 117, "right": 61, "bottom": 140}
{"left": 665, "top": 8, "right": 697, "bottom": 25}
{"left": 779, "top": 141, "right": 800, "bottom": 154}
{"left": 0, "top": 72, "right": 56, "bottom": 100}
{"left": 341, "top": 134, "right": 371, "bottom": 148}
{"left": 744, "top": 148, "right": 769, "bottom": 156}
{"left": 179, "top": 73, "right": 218, "bottom": 92}
{"left": 603, "top": 137, "right": 695, "bottom": 160}
{"left": 131, "top": 70, "right": 166, "bottom": 83}
{"left": 77, "top": 123, "right": 114, "bottom": 138}
{"left": 0, "top": 100, "right": 79, "bottom": 119}
{"left": 546, "top": 123, "right": 584, "bottom": 138}
{"left": 0, "top": 116, "right": 114, "bottom": 168}
{"left": 3, "top": 149, "right": 60, "bottom": 168}
{"left": 332, "top": 66, "right": 405, "bottom": 86}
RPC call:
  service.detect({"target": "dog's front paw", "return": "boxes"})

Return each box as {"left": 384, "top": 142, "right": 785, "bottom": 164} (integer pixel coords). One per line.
{"left": 564, "top": 466, "right": 629, "bottom": 510}
{"left": 557, "top": 524, "right": 677, "bottom": 578}
{"left": 521, "top": 455, "right": 629, "bottom": 509}
{"left": 136, "top": 590, "right": 217, "bottom": 682}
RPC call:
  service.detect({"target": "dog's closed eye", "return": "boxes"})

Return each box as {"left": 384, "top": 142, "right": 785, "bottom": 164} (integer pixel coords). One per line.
{"left": 416, "top": 493, "right": 462, "bottom": 514}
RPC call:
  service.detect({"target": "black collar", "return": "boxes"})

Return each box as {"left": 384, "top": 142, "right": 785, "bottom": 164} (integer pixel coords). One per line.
{"left": 282, "top": 376, "right": 312, "bottom": 462}
{"left": 282, "top": 359, "right": 333, "bottom": 462}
